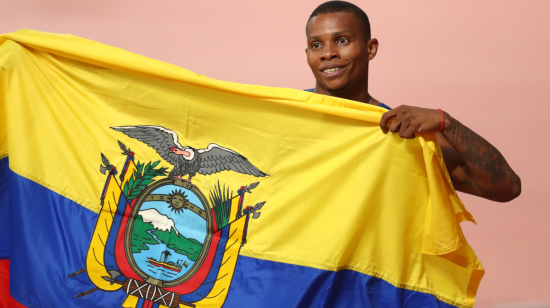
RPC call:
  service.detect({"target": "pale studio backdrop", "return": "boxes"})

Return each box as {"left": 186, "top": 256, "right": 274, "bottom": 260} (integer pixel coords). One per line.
{"left": 1, "top": 1, "right": 549, "bottom": 307}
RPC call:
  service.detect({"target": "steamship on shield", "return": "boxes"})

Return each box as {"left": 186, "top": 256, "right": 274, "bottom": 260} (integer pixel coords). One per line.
{"left": 147, "top": 250, "right": 188, "bottom": 273}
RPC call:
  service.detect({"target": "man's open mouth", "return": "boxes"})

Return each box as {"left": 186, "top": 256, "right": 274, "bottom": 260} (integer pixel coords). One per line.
{"left": 320, "top": 65, "right": 347, "bottom": 76}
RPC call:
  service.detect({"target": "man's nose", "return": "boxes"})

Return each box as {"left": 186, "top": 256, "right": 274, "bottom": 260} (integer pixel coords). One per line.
{"left": 320, "top": 44, "right": 339, "bottom": 61}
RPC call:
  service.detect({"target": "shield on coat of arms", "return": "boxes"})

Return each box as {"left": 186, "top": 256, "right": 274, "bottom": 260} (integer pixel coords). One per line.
{"left": 125, "top": 180, "right": 214, "bottom": 287}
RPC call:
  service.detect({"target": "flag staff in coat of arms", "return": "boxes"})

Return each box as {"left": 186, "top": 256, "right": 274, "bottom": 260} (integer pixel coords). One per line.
{"left": 67, "top": 125, "right": 269, "bottom": 308}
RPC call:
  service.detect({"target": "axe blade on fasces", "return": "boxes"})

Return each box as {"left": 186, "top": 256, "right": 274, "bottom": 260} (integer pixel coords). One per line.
{"left": 100, "top": 165, "right": 108, "bottom": 175}
{"left": 251, "top": 201, "right": 266, "bottom": 219}
{"left": 101, "top": 276, "right": 114, "bottom": 285}
{"left": 101, "top": 270, "right": 122, "bottom": 285}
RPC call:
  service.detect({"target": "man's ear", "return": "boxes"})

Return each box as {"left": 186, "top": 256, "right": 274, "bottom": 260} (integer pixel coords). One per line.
{"left": 367, "top": 38, "right": 379, "bottom": 61}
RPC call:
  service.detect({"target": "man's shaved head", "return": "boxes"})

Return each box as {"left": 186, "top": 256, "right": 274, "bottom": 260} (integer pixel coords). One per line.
{"left": 307, "top": 1, "right": 371, "bottom": 40}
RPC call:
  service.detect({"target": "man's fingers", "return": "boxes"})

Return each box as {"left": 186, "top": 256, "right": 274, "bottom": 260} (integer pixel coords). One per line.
{"left": 380, "top": 109, "right": 399, "bottom": 133}
{"left": 402, "top": 122, "right": 418, "bottom": 139}
{"left": 399, "top": 119, "right": 411, "bottom": 138}
{"left": 388, "top": 112, "right": 404, "bottom": 132}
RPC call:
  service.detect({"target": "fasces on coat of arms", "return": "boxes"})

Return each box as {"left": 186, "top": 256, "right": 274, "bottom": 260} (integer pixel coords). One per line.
{"left": 68, "top": 126, "right": 269, "bottom": 308}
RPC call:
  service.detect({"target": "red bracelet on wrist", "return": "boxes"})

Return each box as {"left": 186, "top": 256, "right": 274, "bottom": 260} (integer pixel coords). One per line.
{"left": 438, "top": 109, "right": 445, "bottom": 132}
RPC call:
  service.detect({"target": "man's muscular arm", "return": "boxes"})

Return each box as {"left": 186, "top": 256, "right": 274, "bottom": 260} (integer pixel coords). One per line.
{"left": 380, "top": 105, "right": 521, "bottom": 202}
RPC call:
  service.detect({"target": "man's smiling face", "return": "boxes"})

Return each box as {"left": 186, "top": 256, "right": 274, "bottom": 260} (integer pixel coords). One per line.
{"left": 306, "top": 12, "right": 372, "bottom": 94}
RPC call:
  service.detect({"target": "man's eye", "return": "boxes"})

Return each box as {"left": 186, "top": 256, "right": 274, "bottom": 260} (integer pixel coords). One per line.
{"left": 338, "top": 38, "right": 349, "bottom": 44}
{"left": 312, "top": 43, "right": 321, "bottom": 49}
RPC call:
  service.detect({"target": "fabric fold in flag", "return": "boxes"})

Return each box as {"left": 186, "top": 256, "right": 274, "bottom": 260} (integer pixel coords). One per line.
{"left": 0, "top": 29, "right": 483, "bottom": 308}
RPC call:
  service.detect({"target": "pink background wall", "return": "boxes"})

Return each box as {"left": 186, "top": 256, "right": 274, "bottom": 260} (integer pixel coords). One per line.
{"left": 1, "top": 1, "right": 549, "bottom": 306}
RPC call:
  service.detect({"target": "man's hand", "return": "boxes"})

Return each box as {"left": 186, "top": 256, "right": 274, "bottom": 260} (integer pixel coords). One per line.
{"left": 379, "top": 105, "right": 442, "bottom": 138}
{"left": 379, "top": 105, "right": 521, "bottom": 202}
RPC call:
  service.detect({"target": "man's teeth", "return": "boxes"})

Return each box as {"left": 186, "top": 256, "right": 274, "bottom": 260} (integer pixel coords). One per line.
{"left": 323, "top": 67, "right": 340, "bottom": 73}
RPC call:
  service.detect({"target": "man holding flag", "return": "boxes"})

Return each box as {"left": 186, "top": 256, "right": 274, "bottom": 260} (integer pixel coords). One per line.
{"left": 305, "top": 1, "right": 521, "bottom": 202}
{"left": 0, "top": 2, "right": 520, "bottom": 307}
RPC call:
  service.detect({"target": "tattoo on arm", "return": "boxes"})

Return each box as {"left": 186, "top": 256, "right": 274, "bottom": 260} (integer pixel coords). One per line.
{"left": 443, "top": 113, "right": 510, "bottom": 184}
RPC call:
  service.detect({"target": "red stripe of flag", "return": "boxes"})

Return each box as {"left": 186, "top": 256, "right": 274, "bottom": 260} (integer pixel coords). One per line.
{"left": 0, "top": 260, "right": 27, "bottom": 308}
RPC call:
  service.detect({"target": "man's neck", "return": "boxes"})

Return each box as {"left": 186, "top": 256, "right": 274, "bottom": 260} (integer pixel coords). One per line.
{"left": 313, "top": 85, "right": 376, "bottom": 106}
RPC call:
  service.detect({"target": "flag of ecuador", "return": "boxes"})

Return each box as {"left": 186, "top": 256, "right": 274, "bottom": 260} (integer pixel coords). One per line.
{"left": 0, "top": 30, "right": 484, "bottom": 308}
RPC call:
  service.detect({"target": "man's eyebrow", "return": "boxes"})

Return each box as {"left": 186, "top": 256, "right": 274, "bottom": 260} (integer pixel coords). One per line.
{"left": 307, "top": 35, "right": 322, "bottom": 41}
{"left": 332, "top": 30, "right": 352, "bottom": 36}
{"left": 307, "top": 30, "right": 353, "bottom": 41}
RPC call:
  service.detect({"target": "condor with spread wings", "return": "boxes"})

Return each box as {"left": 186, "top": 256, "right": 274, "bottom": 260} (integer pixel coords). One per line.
{"left": 111, "top": 126, "right": 267, "bottom": 183}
